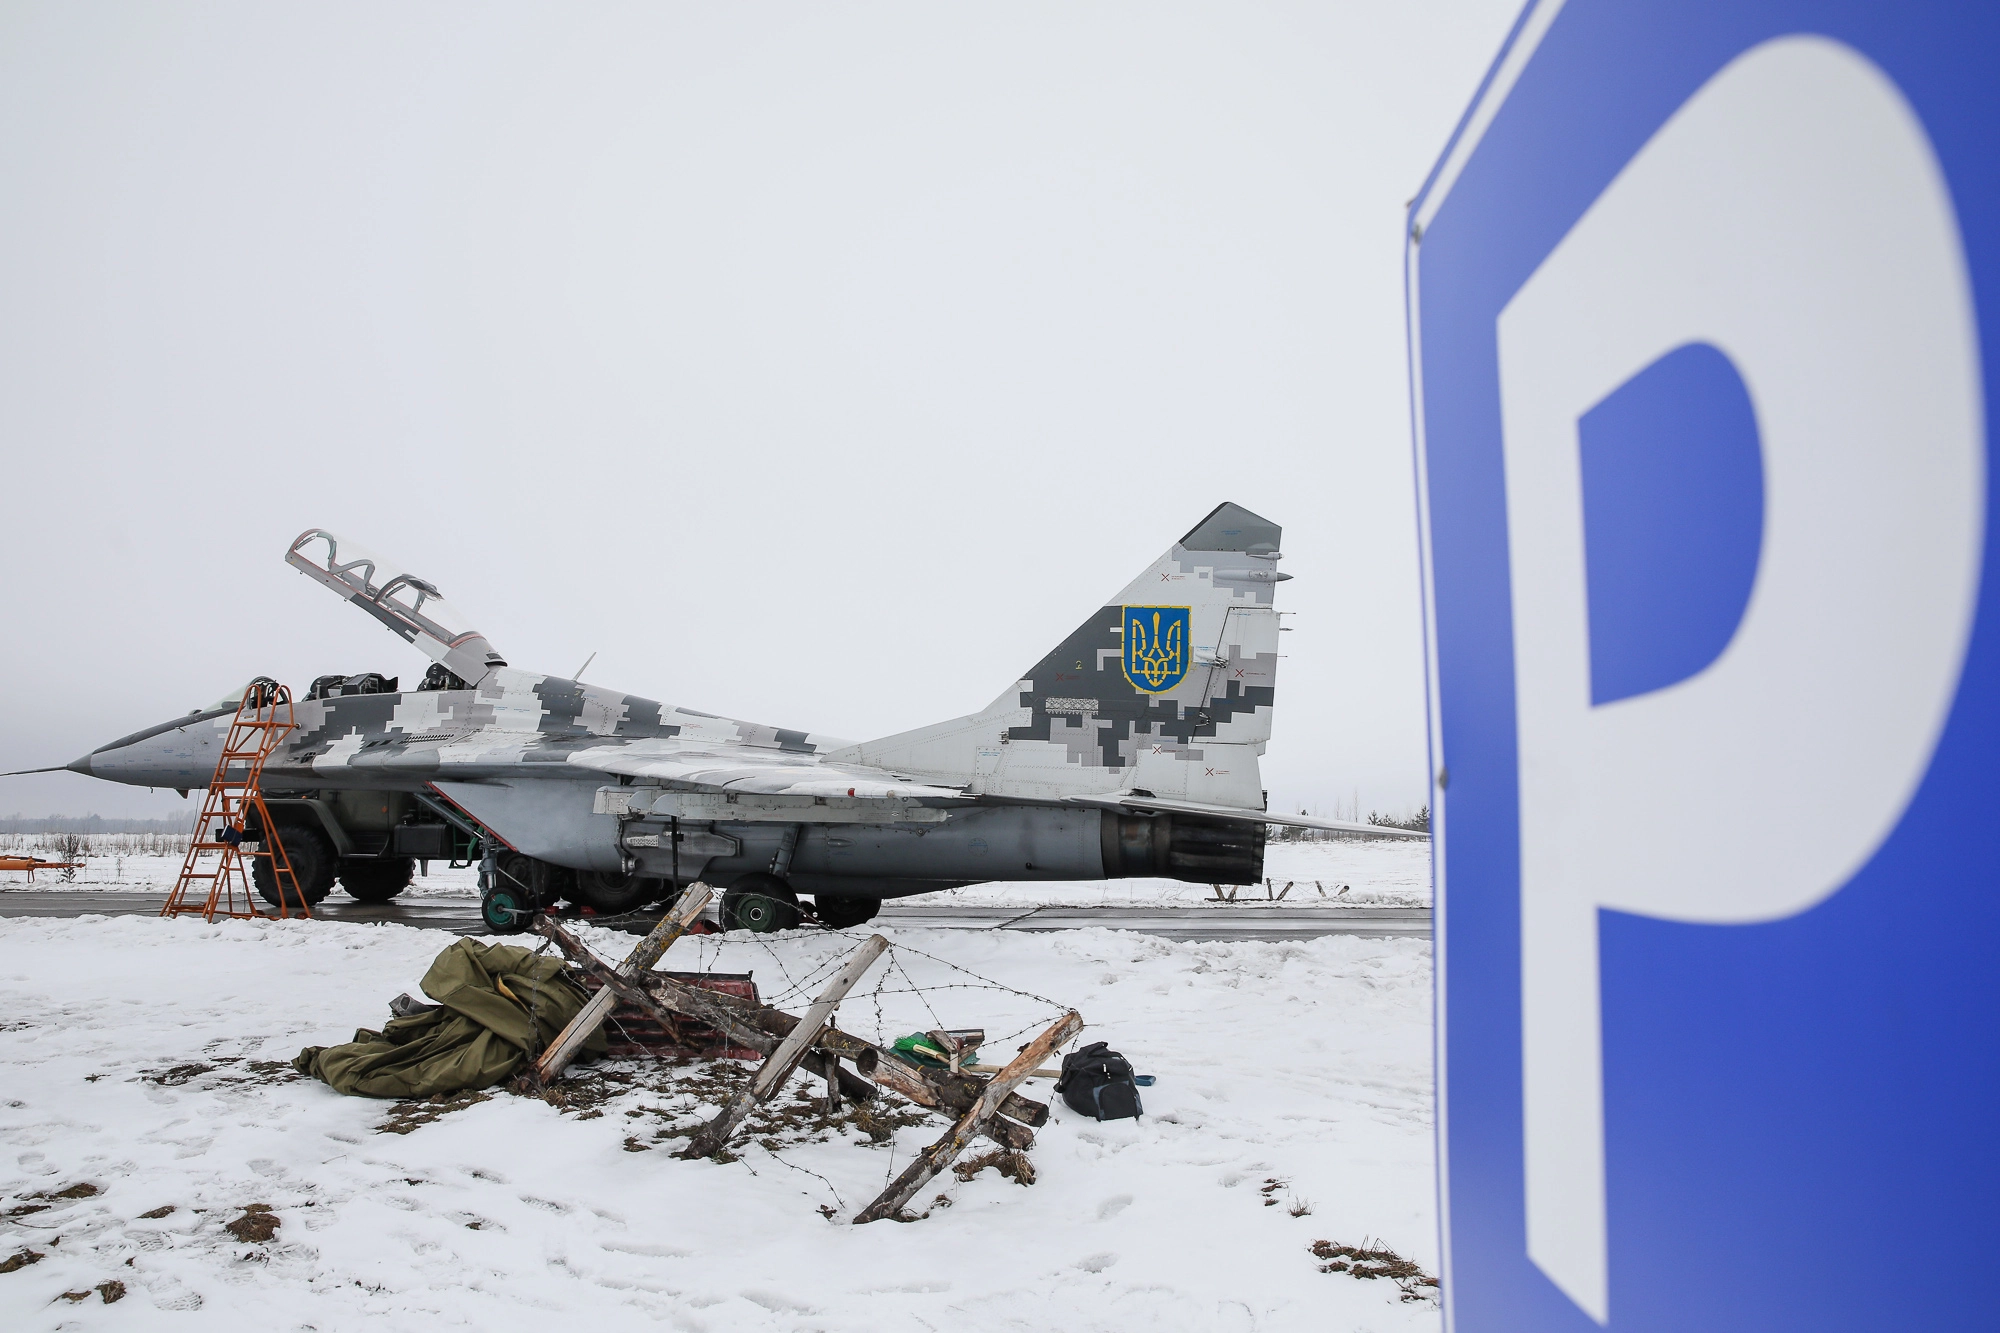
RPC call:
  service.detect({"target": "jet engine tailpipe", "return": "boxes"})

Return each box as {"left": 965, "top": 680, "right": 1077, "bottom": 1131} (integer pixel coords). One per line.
{"left": 1101, "top": 812, "right": 1264, "bottom": 886}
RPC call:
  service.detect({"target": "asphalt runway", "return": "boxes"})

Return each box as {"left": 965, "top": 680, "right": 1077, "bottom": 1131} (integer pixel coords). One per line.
{"left": 0, "top": 891, "right": 1430, "bottom": 942}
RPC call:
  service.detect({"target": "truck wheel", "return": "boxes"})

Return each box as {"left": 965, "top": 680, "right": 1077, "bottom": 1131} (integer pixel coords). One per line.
{"left": 721, "top": 875, "right": 801, "bottom": 933}
{"left": 569, "top": 869, "right": 659, "bottom": 915}
{"left": 339, "top": 858, "right": 414, "bottom": 903}
{"left": 254, "top": 823, "right": 336, "bottom": 907}
{"left": 813, "top": 894, "right": 881, "bottom": 928}
{"left": 493, "top": 851, "right": 567, "bottom": 909}
{"left": 481, "top": 883, "right": 532, "bottom": 934}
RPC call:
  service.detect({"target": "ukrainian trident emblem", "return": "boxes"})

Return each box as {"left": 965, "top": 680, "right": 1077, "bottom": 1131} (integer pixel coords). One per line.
{"left": 1123, "top": 606, "right": 1191, "bottom": 693}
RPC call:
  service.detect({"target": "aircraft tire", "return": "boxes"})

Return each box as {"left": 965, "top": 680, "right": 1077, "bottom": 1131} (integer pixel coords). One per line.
{"left": 812, "top": 894, "right": 881, "bottom": 929}
{"left": 569, "top": 869, "right": 658, "bottom": 915}
{"left": 481, "top": 883, "right": 532, "bottom": 934}
{"left": 339, "top": 857, "right": 414, "bottom": 903}
{"left": 254, "top": 822, "right": 336, "bottom": 908}
{"left": 721, "top": 875, "right": 801, "bottom": 933}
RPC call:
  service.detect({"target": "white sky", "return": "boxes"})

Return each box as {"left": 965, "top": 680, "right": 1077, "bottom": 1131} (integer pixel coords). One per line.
{"left": 0, "top": 2, "right": 1519, "bottom": 821}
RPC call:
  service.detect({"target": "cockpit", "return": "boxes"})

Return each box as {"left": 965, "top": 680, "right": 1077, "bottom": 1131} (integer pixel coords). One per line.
{"left": 302, "top": 663, "right": 469, "bottom": 701}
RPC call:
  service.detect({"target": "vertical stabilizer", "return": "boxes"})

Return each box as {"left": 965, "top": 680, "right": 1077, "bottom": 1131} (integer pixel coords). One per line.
{"left": 831, "top": 502, "right": 1286, "bottom": 809}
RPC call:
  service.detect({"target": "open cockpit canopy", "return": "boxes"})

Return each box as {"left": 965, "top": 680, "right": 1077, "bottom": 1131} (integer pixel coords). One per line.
{"left": 286, "top": 529, "right": 507, "bottom": 688}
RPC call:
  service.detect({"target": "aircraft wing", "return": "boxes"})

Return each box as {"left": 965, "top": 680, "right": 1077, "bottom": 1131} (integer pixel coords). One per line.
{"left": 1060, "top": 791, "right": 1430, "bottom": 839}
{"left": 567, "top": 744, "right": 965, "bottom": 801}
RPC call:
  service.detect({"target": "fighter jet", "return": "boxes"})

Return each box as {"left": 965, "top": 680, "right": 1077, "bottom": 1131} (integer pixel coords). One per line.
{"left": 39, "top": 504, "right": 1422, "bottom": 931}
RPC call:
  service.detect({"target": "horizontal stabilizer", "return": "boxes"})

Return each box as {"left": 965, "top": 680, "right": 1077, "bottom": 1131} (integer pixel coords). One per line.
{"left": 1062, "top": 792, "right": 1429, "bottom": 839}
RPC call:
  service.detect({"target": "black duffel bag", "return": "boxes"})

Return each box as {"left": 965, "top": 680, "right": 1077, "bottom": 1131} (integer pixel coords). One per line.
{"left": 1056, "top": 1041, "right": 1144, "bottom": 1121}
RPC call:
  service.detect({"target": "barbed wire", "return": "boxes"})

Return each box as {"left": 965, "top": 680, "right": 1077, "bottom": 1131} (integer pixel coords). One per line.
{"left": 574, "top": 894, "right": 1079, "bottom": 1058}
{"left": 889, "top": 949, "right": 945, "bottom": 1032}
{"left": 762, "top": 1143, "right": 845, "bottom": 1212}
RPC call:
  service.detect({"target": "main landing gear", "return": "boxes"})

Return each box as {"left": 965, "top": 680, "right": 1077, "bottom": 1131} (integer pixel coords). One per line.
{"left": 718, "top": 877, "right": 884, "bottom": 933}
{"left": 475, "top": 855, "right": 887, "bottom": 936}
{"left": 719, "top": 874, "right": 801, "bottom": 933}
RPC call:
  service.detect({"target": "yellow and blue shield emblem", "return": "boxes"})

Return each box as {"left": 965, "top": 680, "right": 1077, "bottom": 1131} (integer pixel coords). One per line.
{"left": 1122, "top": 605, "right": 1191, "bottom": 693}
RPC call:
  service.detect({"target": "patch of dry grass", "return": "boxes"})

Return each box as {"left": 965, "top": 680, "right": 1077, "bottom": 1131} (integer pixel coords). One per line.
{"left": 377, "top": 1091, "right": 492, "bottom": 1135}
{"left": 1308, "top": 1239, "right": 1439, "bottom": 1302}
{"left": 953, "top": 1149, "right": 1037, "bottom": 1186}
{"left": 224, "top": 1204, "right": 280, "bottom": 1243}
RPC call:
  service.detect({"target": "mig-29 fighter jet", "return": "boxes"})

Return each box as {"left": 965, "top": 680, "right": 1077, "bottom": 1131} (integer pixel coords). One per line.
{"left": 43, "top": 504, "right": 1422, "bottom": 932}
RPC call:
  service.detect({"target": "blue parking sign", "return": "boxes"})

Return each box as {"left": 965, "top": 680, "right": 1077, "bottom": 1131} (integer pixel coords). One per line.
{"left": 1409, "top": 5, "right": 2000, "bottom": 1329}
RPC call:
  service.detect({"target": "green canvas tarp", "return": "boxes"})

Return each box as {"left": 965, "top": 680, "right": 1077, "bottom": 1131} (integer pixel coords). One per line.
{"left": 293, "top": 938, "right": 606, "bottom": 1098}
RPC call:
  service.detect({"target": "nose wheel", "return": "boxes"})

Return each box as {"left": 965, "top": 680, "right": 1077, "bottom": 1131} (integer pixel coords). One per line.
{"left": 480, "top": 883, "right": 533, "bottom": 934}
{"left": 480, "top": 850, "right": 545, "bottom": 934}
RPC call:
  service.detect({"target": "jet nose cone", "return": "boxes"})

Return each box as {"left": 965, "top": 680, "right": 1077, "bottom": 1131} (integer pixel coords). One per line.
{"left": 67, "top": 754, "right": 95, "bottom": 776}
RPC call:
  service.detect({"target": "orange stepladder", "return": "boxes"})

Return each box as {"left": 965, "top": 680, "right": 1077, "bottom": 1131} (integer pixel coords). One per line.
{"left": 161, "top": 677, "right": 312, "bottom": 921}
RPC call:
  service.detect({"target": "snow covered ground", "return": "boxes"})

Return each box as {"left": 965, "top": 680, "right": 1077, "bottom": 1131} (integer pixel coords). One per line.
{"left": 0, "top": 913, "right": 1437, "bottom": 1330}
{"left": 0, "top": 838, "right": 1431, "bottom": 910}
{"left": 0, "top": 853, "right": 487, "bottom": 898}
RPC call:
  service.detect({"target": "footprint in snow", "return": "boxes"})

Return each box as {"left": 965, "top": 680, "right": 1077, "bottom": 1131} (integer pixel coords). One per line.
{"left": 1096, "top": 1195, "right": 1133, "bottom": 1221}
{"left": 741, "top": 1289, "right": 819, "bottom": 1315}
{"left": 1075, "top": 1253, "right": 1119, "bottom": 1273}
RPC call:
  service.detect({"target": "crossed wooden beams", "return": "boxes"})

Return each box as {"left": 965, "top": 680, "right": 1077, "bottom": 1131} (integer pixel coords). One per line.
{"left": 853, "top": 1007, "right": 1083, "bottom": 1223}
{"left": 680, "top": 933, "right": 889, "bottom": 1158}
{"left": 533, "top": 883, "right": 714, "bottom": 1084}
{"left": 527, "top": 894, "right": 1079, "bottom": 1223}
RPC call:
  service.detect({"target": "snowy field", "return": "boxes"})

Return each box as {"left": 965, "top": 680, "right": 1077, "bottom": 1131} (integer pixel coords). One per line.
{"left": 0, "top": 838, "right": 1431, "bottom": 910}
{"left": 0, "top": 913, "right": 1437, "bottom": 1331}
{"left": 0, "top": 852, "right": 487, "bottom": 898}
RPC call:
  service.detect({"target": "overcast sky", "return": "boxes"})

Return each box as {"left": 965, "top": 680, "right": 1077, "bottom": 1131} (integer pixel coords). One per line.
{"left": 0, "top": 2, "right": 1519, "bottom": 822}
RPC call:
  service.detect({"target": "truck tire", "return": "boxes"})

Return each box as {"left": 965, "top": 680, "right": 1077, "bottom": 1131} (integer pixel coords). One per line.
{"left": 721, "top": 875, "right": 801, "bottom": 933}
{"left": 569, "top": 869, "right": 660, "bottom": 915}
{"left": 492, "top": 851, "right": 569, "bottom": 910}
{"left": 339, "top": 858, "right": 414, "bottom": 903}
{"left": 254, "top": 822, "right": 336, "bottom": 907}
{"left": 812, "top": 894, "right": 881, "bottom": 929}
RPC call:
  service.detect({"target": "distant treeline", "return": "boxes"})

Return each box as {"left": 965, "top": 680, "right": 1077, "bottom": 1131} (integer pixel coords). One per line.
{"left": 0, "top": 814, "right": 190, "bottom": 834}
{"left": 1269, "top": 805, "right": 1430, "bottom": 840}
